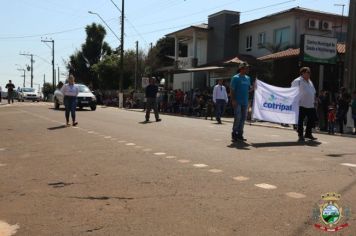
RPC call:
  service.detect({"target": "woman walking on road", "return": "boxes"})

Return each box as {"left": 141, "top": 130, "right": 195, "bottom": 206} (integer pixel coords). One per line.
{"left": 61, "top": 75, "right": 79, "bottom": 127}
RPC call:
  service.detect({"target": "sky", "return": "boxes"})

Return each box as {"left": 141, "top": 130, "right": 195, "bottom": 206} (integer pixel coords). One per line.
{"left": 0, "top": 0, "right": 350, "bottom": 89}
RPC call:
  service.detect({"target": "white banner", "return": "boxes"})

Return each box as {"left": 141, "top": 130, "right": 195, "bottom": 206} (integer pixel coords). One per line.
{"left": 252, "top": 80, "right": 299, "bottom": 124}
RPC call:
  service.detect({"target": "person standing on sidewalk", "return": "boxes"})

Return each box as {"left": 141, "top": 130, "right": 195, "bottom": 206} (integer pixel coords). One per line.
{"left": 145, "top": 77, "right": 161, "bottom": 122}
{"left": 352, "top": 91, "right": 356, "bottom": 135}
{"left": 61, "top": 75, "right": 79, "bottom": 127}
{"left": 213, "top": 79, "right": 228, "bottom": 124}
{"left": 5, "top": 80, "right": 15, "bottom": 104}
{"left": 230, "top": 62, "right": 251, "bottom": 142}
{"left": 291, "top": 67, "right": 317, "bottom": 141}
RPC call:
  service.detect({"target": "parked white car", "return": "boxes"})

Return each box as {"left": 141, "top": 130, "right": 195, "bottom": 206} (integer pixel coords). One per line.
{"left": 17, "top": 88, "right": 41, "bottom": 102}
{"left": 53, "top": 84, "right": 97, "bottom": 111}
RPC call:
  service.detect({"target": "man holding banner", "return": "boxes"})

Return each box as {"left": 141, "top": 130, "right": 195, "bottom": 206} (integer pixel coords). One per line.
{"left": 291, "top": 67, "right": 317, "bottom": 141}
{"left": 253, "top": 67, "right": 317, "bottom": 142}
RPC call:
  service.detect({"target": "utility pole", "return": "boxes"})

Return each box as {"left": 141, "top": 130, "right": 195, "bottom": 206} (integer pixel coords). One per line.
{"left": 120, "top": 0, "right": 125, "bottom": 93}
{"left": 344, "top": 0, "right": 356, "bottom": 90}
{"left": 17, "top": 69, "right": 26, "bottom": 87}
{"left": 19, "top": 53, "right": 34, "bottom": 88}
{"left": 43, "top": 74, "right": 46, "bottom": 85}
{"left": 41, "top": 39, "right": 55, "bottom": 91}
{"left": 135, "top": 41, "right": 139, "bottom": 91}
{"left": 58, "top": 66, "right": 60, "bottom": 83}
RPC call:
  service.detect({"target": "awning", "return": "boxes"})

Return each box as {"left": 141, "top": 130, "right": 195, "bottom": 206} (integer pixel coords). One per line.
{"left": 178, "top": 66, "right": 224, "bottom": 73}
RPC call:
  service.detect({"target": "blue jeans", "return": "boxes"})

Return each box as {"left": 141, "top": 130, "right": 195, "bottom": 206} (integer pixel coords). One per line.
{"left": 215, "top": 99, "right": 226, "bottom": 121}
{"left": 64, "top": 96, "right": 77, "bottom": 123}
{"left": 232, "top": 104, "right": 248, "bottom": 137}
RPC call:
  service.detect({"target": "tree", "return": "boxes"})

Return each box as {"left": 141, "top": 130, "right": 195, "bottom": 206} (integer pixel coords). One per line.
{"left": 67, "top": 23, "right": 112, "bottom": 89}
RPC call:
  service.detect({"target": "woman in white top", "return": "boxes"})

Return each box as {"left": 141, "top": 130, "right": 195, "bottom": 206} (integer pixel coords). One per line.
{"left": 61, "top": 75, "right": 79, "bottom": 126}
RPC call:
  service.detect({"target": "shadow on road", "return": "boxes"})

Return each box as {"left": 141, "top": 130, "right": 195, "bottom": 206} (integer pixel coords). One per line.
{"left": 138, "top": 121, "right": 153, "bottom": 124}
{"left": 47, "top": 125, "right": 67, "bottom": 130}
{"left": 251, "top": 140, "right": 321, "bottom": 148}
{"left": 326, "top": 153, "right": 356, "bottom": 157}
{"left": 227, "top": 141, "right": 251, "bottom": 150}
{"left": 48, "top": 108, "right": 92, "bottom": 112}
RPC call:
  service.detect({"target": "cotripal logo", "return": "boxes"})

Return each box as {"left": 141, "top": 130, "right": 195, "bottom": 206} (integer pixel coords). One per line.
{"left": 262, "top": 93, "right": 293, "bottom": 113}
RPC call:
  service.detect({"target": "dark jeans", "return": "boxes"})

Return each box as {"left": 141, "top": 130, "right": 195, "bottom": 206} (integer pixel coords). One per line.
{"left": 145, "top": 97, "right": 159, "bottom": 121}
{"left": 328, "top": 122, "right": 335, "bottom": 134}
{"left": 298, "top": 107, "right": 315, "bottom": 137}
{"left": 7, "top": 91, "right": 14, "bottom": 104}
{"left": 215, "top": 99, "right": 226, "bottom": 121}
{"left": 64, "top": 96, "right": 77, "bottom": 123}
{"left": 232, "top": 104, "right": 248, "bottom": 137}
{"left": 338, "top": 112, "right": 347, "bottom": 133}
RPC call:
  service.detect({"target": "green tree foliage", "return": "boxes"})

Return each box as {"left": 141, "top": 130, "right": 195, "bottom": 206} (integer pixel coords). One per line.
{"left": 144, "top": 37, "right": 175, "bottom": 76}
{"left": 67, "top": 23, "right": 112, "bottom": 89}
{"left": 42, "top": 82, "right": 54, "bottom": 95}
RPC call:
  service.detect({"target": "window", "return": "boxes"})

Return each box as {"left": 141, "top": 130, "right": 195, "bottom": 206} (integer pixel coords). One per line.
{"left": 274, "top": 27, "right": 290, "bottom": 46}
{"left": 246, "top": 35, "right": 252, "bottom": 51}
{"left": 258, "top": 32, "right": 266, "bottom": 47}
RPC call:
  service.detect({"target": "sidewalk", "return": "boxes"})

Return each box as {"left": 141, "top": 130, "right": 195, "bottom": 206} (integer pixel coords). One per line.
{"left": 126, "top": 108, "right": 356, "bottom": 138}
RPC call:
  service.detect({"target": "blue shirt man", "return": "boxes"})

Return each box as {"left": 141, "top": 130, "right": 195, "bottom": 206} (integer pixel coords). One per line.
{"left": 230, "top": 62, "right": 251, "bottom": 141}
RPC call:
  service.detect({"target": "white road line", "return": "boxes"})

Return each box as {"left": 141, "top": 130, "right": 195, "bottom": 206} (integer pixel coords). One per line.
{"left": 143, "top": 148, "right": 152, "bottom": 152}
{"left": 0, "top": 221, "right": 19, "bottom": 236}
{"left": 165, "top": 156, "right": 176, "bottom": 159}
{"left": 178, "top": 159, "right": 191, "bottom": 163}
{"left": 104, "top": 136, "right": 112, "bottom": 139}
{"left": 0, "top": 148, "right": 6, "bottom": 151}
{"left": 286, "top": 192, "right": 306, "bottom": 199}
{"left": 126, "top": 143, "right": 136, "bottom": 146}
{"left": 254, "top": 183, "right": 277, "bottom": 190}
{"left": 193, "top": 164, "right": 208, "bottom": 168}
{"left": 233, "top": 176, "right": 249, "bottom": 181}
{"left": 87, "top": 131, "right": 94, "bottom": 134}
{"left": 154, "top": 152, "right": 166, "bottom": 156}
{"left": 118, "top": 140, "right": 126, "bottom": 143}
{"left": 135, "top": 146, "right": 143, "bottom": 149}
{"left": 209, "top": 169, "right": 223, "bottom": 173}
{"left": 340, "top": 163, "right": 356, "bottom": 168}
{"left": 0, "top": 163, "right": 7, "bottom": 167}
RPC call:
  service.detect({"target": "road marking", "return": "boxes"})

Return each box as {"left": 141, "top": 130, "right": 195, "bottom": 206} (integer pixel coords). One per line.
{"left": 340, "top": 163, "right": 356, "bottom": 168}
{"left": 126, "top": 143, "right": 136, "bottom": 146}
{"left": 0, "top": 163, "right": 7, "bottom": 167}
{"left": 193, "top": 164, "right": 208, "bottom": 168}
{"left": 87, "top": 131, "right": 94, "bottom": 134}
{"left": 135, "top": 146, "right": 143, "bottom": 149}
{"left": 0, "top": 148, "right": 5, "bottom": 151}
{"left": 143, "top": 148, "right": 152, "bottom": 152}
{"left": 165, "top": 156, "right": 176, "bottom": 159}
{"left": 0, "top": 221, "right": 19, "bottom": 236}
{"left": 214, "top": 139, "right": 222, "bottom": 141}
{"left": 209, "top": 169, "right": 222, "bottom": 173}
{"left": 154, "top": 152, "right": 166, "bottom": 156}
{"left": 178, "top": 159, "right": 191, "bottom": 163}
{"left": 270, "top": 135, "right": 280, "bottom": 137}
{"left": 255, "top": 183, "right": 277, "bottom": 190}
{"left": 104, "top": 136, "right": 112, "bottom": 139}
{"left": 233, "top": 176, "right": 249, "bottom": 181}
{"left": 118, "top": 140, "right": 126, "bottom": 143}
{"left": 286, "top": 192, "right": 306, "bottom": 199}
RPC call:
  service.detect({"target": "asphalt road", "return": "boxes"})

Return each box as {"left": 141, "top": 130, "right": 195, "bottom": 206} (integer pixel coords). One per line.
{"left": 0, "top": 102, "right": 355, "bottom": 236}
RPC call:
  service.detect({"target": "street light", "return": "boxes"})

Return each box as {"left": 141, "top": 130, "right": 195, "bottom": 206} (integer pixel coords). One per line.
{"left": 15, "top": 64, "right": 26, "bottom": 87}
{"left": 88, "top": 11, "right": 121, "bottom": 41}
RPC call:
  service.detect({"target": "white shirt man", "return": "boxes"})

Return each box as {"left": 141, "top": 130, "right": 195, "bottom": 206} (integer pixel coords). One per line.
{"left": 213, "top": 80, "right": 228, "bottom": 124}
{"left": 291, "top": 67, "right": 317, "bottom": 141}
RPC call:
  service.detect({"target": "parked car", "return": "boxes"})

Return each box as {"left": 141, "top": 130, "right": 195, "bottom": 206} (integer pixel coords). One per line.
{"left": 54, "top": 84, "right": 97, "bottom": 111}
{"left": 17, "top": 88, "right": 40, "bottom": 102}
